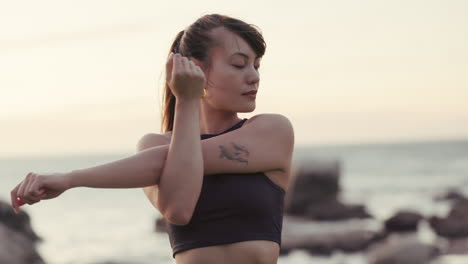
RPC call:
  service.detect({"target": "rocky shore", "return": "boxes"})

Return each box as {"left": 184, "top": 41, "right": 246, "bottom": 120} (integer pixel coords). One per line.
{"left": 0, "top": 200, "right": 45, "bottom": 264}
{"left": 3, "top": 158, "right": 467, "bottom": 264}
{"left": 153, "top": 158, "right": 468, "bottom": 263}
{"left": 280, "top": 159, "right": 468, "bottom": 263}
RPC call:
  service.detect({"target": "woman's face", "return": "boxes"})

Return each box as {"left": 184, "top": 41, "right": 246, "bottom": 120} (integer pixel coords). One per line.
{"left": 202, "top": 27, "right": 261, "bottom": 113}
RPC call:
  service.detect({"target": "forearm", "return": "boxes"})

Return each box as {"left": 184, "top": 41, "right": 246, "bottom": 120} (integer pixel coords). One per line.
{"left": 68, "top": 145, "right": 168, "bottom": 188}
{"left": 157, "top": 99, "right": 203, "bottom": 219}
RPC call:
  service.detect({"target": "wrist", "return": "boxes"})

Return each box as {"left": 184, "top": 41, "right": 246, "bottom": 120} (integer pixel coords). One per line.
{"left": 64, "top": 170, "right": 79, "bottom": 189}
{"left": 175, "top": 98, "right": 201, "bottom": 108}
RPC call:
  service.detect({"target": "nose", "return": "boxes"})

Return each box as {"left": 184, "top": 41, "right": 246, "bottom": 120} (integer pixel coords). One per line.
{"left": 246, "top": 67, "right": 260, "bottom": 86}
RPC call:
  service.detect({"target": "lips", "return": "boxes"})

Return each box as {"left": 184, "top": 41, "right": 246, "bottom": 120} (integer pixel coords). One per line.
{"left": 242, "top": 91, "right": 257, "bottom": 95}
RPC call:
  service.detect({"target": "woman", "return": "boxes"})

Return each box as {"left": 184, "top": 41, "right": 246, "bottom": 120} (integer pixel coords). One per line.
{"left": 10, "top": 14, "right": 294, "bottom": 264}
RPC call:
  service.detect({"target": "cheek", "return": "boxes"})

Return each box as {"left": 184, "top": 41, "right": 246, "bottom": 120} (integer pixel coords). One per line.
{"left": 209, "top": 67, "right": 240, "bottom": 90}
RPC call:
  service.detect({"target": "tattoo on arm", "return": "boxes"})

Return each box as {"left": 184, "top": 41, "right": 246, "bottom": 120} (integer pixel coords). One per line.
{"left": 218, "top": 142, "right": 250, "bottom": 165}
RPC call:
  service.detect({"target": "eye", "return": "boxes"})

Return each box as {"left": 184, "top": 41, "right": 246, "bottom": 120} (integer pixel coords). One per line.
{"left": 233, "top": 64, "right": 260, "bottom": 70}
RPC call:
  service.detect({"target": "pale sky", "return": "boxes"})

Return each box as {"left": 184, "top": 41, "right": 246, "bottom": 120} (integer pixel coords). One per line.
{"left": 1, "top": 0, "right": 467, "bottom": 157}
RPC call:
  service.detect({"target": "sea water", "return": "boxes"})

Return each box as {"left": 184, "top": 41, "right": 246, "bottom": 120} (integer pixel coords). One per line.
{"left": 1, "top": 139, "right": 467, "bottom": 264}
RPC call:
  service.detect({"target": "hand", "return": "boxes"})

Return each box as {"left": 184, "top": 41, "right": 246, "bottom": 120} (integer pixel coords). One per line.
{"left": 10, "top": 172, "right": 72, "bottom": 214}
{"left": 166, "top": 52, "right": 206, "bottom": 101}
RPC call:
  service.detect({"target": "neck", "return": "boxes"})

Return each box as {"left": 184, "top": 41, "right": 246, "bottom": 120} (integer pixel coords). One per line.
{"left": 199, "top": 103, "right": 242, "bottom": 135}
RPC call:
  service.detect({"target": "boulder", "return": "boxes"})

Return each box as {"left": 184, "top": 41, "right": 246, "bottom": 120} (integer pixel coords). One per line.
{"left": 367, "top": 210, "right": 440, "bottom": 264}
{"left": 282, "top": 229, "right": 382, "bottom": 256}
{"left": 285, "top": 159, "right": 340, "bottom": 215}
{"left": 304, "top": 197, "right": 372, "bottom": 220}
{"left": 384, "top": 210, "right": 423, "bottom": 233}
{"left": 443, "top": 237, "right": 468, "bottom": 255}
{"left": 285, "top": 159, "right": 372, "bottom": 220}
{"left": 0, "top": 200, "right": 41, "bottom": 242}
{"left": 0, "top": 200, "right": 45, "bottom": 264}
{"left": 434, "top": 189, "right": 468, "bottom": 202}
{"left": 280, "top": 215, "right": 382, "bottom": 256}
{"left": 429, "top": 198, "right": 468, "bottom": 238}
{"left": 367, "top": 235, "right": 440, "bottom": 264}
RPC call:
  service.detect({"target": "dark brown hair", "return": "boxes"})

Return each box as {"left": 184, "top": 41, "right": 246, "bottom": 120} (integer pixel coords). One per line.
{"left": 160, "top": 14, "right": 266, "bottom": 133}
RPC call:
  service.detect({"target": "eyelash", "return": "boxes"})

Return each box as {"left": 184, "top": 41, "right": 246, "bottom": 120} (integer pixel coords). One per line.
{"left": 233, "top": 65, "right": 260, "bottom": 70}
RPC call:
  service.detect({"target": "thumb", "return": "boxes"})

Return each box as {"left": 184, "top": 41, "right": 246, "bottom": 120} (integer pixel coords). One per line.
{"left": 39, "top": 191, "right": 48, "bottom": 199}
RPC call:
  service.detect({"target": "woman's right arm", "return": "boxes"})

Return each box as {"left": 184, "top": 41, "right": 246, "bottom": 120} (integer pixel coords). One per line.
{"left": 138, "top": 99, "right": 203, "bottom": 226}
{"left": 149, "top": 99, "right": 203, "bottom": 225}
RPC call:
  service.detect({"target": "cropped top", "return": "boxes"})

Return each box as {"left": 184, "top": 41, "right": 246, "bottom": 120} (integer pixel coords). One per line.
{"left": 165, "top": 118, "right": 286, "bottom": 258}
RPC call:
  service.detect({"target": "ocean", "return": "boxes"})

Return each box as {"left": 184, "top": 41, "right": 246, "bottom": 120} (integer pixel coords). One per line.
{"left": 1, "top": 139, "right": 468, "bottom": 264}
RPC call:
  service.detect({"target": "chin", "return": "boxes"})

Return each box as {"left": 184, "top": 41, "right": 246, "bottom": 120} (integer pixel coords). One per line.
{"left": 237, "top": 105, "right": 256, "bottom": 113}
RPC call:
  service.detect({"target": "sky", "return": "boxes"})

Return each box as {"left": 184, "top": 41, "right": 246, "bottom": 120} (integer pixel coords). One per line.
{"left": 1, "top": 0, "right": 467, "bottom": 157}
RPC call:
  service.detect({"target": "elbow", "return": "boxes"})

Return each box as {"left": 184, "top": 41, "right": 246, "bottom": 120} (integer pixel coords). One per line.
{"left": 163, "top": 208, "right": 192, "bottom": 226}
{"left": 158, "top": 197, "right": 193, "bottom": 226}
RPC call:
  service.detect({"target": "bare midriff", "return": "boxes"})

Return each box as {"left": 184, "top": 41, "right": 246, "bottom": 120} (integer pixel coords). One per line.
{"left": 174, "top": 240, "right": 280, "bottom": 264}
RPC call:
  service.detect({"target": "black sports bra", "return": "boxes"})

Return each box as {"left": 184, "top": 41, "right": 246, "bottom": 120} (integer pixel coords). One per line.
{"left": 165, "top": 118, "right": 285, "bottom": 258}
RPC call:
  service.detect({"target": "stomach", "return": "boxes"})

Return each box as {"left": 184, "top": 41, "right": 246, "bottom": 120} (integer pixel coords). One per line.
{"left": 174, "top": 240, "right": 280, "bottom": 264}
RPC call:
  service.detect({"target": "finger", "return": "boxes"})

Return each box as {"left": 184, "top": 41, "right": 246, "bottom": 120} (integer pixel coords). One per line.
{"left": 194, "top": 64, "right": 205, "bottom": 78}
{"left": 20, "top": 174, "right": 38, "bottom": 205}
{"left": 193, "top": 66, "right": 206, "bottom": 84}
{"left": 179, "top": 56, "right": 190, "bottom": 72}
{"left": 25, "top": 175, "right": 36, "bottom": 196}
{"left": 25, "top": 196, "right": 41, "bottom": 205}
{"left": 188, "top": 60, "right": 198, "bottom": 75}
{"left": 28, "top": 191, "right": 47, "bottom": 204}
{"left": 17, "top": 197, "right": 25, "bottom": 206}
{"left": 25, "top": 176, "right": 42, "bottom": 204}
{"left": 35, "top": 186, "right": 46, "bottom": 197}
{"left": 165, "top": 52, "right": 174, "bottom": 81}
{"left": 17, "top": 178, "right": 28, "bottom": 203}
{"left": 21, "top": 175, "right": 36, "bottom": 204}
{"left": 30, "top": 188, "right": 46, "bottom": 201}
{"left": 173, "top": 53, "right": 182, "bottom": 76}
{"left": 35, "top": 192, "right": 48, "bottom": 202}
{"left": 28, "top": 175, "right": 44, "bottom": 197}
{"left": 10, "top": 183, "right": 21, "bottom": 213}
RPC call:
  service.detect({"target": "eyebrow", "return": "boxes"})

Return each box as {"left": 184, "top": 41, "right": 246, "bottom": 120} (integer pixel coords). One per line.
{"left": 230, "top": 52, "right": 260, "bottom": 60}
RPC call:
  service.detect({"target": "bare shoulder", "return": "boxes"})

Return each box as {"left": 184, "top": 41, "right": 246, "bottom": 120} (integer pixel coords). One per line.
{"left": 244, "top": 114, "right": 295, "bottom": 190}
{"left": 244, "top": 113, "right": 294, "bottom": 140}
{"left": 136, "top": 132, "right": 171, "bottom": 152}
{"left": 245, "top": 113, "right": 293, "bottom": 126}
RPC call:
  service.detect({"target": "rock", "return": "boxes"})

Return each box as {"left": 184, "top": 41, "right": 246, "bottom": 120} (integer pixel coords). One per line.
{"left": 92, "top": 261, "right": 137, "bottom": 264}
{"left": 0, "top": 200, "right": 41, "bottom": 242}
{"left": 434, "top": 189, "right": 468, "bottom": 202}
{"left": 285, "top": 159, "right": 340, "bottom": 216}
{"left": 428, "top": 194, "right": 468, "bottom": 255}
{"left": 282, "top": 229, "right": 382, "bottom": 256}
{"left": 285, "top": 159, "right": 372, "bottom": 220}
{"left": 429, "top": 199, "right": 468, "bottom": 238}
{"left": 384, "top": 210, "right": 423, "bottom": 233}
{"left": 443, "top": 237, "right": 468, "bottom": 255}
{"left": 304, "top": 197, "right": 372, "bottom": 220}
{"left": 155, "top": 217, "right": 167, "bottom": 233}
{"left": 367, "top": 232, "right": 440, "bottom": 264}
{"left": 280, "top": 215, "right": 382, "bottom": 256}
{"left": 334, "top": 229, "right": 384, "bottom": 252}
{"left": 432, "top": 255, "right": 468, "bottom": 264}
{"left": 0, "top": 200, "right": 45, "bottom": 264}
{"left": 365, "top": 211, "right": 439, "bottom": 263}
